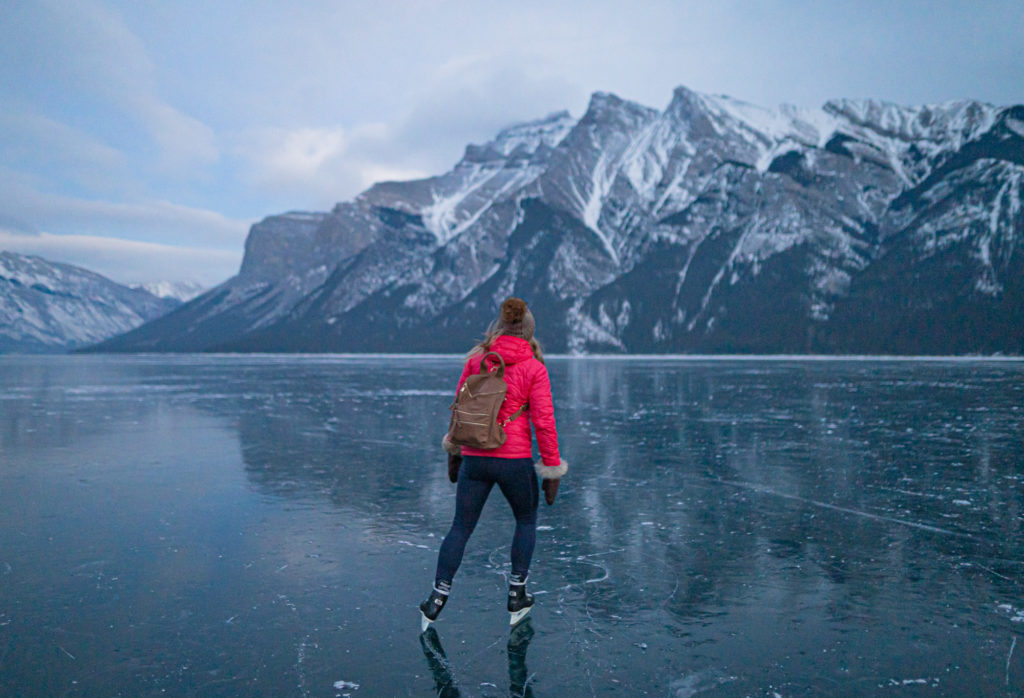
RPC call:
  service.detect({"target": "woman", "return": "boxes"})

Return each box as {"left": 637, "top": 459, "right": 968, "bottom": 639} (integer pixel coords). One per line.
{"left": 421, "top": 297, "right": 567, "bottom": 629}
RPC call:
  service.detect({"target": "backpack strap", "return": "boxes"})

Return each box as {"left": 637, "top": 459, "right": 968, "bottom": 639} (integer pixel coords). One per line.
{"left": 481, "top": 351, "right": 505, "bottom": 377}
{"left": 480, "top": 350, "right": 523, "bottom": 426}
{"left": 500, "top": 403, "right": 528, "bottom": 427}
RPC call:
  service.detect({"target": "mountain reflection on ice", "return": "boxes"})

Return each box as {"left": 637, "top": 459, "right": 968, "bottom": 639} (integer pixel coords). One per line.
{"left": 0, "top": 355, "right": 1023, "bottom": 696}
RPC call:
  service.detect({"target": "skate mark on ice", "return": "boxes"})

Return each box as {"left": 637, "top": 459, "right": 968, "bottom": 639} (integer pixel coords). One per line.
{"left": 996, "top": 604, "right": 1024, "bottom": 623}
{"left": 579, "top": 548, "right": 625, "bottom": 559}
{"left": 959, "top": 561, "right": 1013, "bottom": 581}
{"left": 883, "top": 677, "right": 941, "bottom": 688}
{"left": 553, "top": 549, "right": 623, "bottom": 590}
{"left": 461, "top": 634, "right": 506, "bottom": 673}
{"left": 1008, "top": 636, "right": 1017, "bottom": 687}
{"left": 714, "top": 478, "right": 978, "bottom": 540}
{"left": 661, "top": 579, "right": 681, "bottom": 608}
{"left": 670, "top": 669, "right": 739, "bottom": 696}
{"left": 296, "top": 634, "right": 316, "bottom": 698}
{"left": 396, "top": 539, "right": 430, "bottom": 550}
{"left": 579, "top": 559, "right": 610, "bottom": 585}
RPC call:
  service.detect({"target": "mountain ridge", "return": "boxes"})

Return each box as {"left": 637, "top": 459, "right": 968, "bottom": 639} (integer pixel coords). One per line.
{"left": 0, "top": 251, "right": 180, "bottom": 353}
{"left": 90, "top": 85, "right": 1023, "bottom": 355}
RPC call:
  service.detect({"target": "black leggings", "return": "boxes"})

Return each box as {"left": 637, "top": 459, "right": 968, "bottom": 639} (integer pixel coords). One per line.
{"left": 435, "top": 456, "right": 539, "bottom": 584}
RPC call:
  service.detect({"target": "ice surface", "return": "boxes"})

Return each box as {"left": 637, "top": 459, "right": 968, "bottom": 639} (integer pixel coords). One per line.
{"left": 1, "top": 354, "right": 1023, "bottom": 696}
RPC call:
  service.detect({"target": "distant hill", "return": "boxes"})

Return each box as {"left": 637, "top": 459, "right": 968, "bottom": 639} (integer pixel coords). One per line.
{"left": 0, "top": 251, "right": 180, "bottom": 353}
{"left": 92, "top": 86, "right": 1023, "bottom": 355}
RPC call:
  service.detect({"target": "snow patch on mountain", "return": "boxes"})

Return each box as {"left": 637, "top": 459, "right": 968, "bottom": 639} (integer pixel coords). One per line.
{"left": 415, "top": 112, "right": 576, "bottom": 244}
{"left": 132, "top": 280, "right": 206, "bottom": 302}
{"left": 490, "top": 110, "right": 575, "bottom": 157}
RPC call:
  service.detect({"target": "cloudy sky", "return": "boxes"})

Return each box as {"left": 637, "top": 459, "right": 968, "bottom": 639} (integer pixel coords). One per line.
{"left": 1, "top": 0, "right": 1021, "bottom": 287}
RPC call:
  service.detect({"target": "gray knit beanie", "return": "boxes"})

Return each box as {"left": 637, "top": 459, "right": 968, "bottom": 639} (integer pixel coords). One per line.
{"left": 499, "top": 297, "right": 535, "bottom": 341}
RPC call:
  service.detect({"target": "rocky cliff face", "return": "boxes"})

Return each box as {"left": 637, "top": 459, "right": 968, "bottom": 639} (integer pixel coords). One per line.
{"left": 93, "top": 87, "right": 1024, "bottom": 355}
{"left": 0, "top": 251, "right": 178, "bottom": 352}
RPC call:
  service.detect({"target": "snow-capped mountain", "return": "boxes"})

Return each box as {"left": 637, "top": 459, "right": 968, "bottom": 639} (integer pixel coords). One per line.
{"left": 93, "top": 87, "right": 1024, "bottom": 355}
{"left": 131, "top": 280, "right": 206, "bottom": 303}
{"left": 0, "top": 251, "right": 179, "bottom": 353}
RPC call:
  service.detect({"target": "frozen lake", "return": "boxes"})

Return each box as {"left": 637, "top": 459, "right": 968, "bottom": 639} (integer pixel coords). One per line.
{"left": 1, "top": 354, "right": 1023, "bottom": 697}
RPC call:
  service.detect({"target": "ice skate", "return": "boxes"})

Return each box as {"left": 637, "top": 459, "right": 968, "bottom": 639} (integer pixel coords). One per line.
{"left": 507, "top": 574, "right": 534, "bottom": 626}
{"left": 419, "top": 582, "right": 450, "bottom": 632}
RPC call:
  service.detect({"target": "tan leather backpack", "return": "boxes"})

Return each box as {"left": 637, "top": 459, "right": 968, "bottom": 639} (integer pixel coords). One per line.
{"left": 447, "top": 352, "right": 526, "bottom": 450}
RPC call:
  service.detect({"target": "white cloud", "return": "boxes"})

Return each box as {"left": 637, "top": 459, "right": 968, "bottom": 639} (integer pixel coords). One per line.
{"left": 3, "top": 0, "right": 1023, "bottom": 287}
{"left": 0, "top": 1, "right": 220, "bottom": 176}
{"left": 0, "top": 168, "right": 251, "bottom": 247}
{"left": 356, "top": 164, "right": 431, "bottom": 190}
{"left": 236, "top": 123, "right": 429, "bottom": 208}
{"left": 0, "top": 229, "right": 241, "bottom": 287}
{"left": 396, "top": 53, "right": 585, "bottom": 157}
{"left": 251, "top": 126, "right": 347, "bottom": 183}
{"left": 134, "top": 97, "right": 219, "bottom": 172}
{"left": 0, "top": 107, "right": 128, "bottom": 188}
{"left": 0, "top": 214, "right": 38, "bottom": 235}
{"left": 232, "top": 52, "right": 582, "bottom": 208}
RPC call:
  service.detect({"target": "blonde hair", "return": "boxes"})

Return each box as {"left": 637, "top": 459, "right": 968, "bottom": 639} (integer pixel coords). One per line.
{"left": 467, "top": 319, "right": 545, "bottom": 364}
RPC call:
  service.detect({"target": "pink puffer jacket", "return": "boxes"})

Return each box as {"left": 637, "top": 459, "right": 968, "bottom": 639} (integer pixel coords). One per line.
{"left": 454, "top": 335, "right": 565, "bottom": 475}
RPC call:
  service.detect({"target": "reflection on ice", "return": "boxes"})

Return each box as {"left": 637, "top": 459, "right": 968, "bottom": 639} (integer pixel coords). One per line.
{"left": 0, "top": 355, "right": 1023, "bottom": 696}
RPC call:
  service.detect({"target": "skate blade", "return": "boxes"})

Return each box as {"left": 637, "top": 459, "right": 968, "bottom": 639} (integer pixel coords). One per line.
{"left": 421, "top": 612, "right": 433, "bottom": 633}
{"left": 509, "top": 606, "right": 531, "bottom": 626}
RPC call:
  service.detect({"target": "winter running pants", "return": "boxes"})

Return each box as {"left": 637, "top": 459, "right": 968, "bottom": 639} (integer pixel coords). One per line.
{"left": 435, "top": 456, "right": 539, "bottom": 584}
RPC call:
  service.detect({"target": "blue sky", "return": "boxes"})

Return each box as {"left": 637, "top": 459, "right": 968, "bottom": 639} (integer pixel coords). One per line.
{"left": 0, "top": 0, "right": 1021, "bottom": 286}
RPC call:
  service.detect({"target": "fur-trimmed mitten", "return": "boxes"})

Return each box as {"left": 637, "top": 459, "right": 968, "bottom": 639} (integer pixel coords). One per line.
{"left": 447, "top": 453, "right": 462, "bottom": 483}
{"left": 442, "top": 434, "right": 462, "bottom": 483}
{"left": 534, "top": 459, "right": 568, "bottom": 505}
{"left": 442, "top": 434, "right": 461, "bottom": 456}
{"left": 542, "top": 478, "right": 559, "bottom": 505}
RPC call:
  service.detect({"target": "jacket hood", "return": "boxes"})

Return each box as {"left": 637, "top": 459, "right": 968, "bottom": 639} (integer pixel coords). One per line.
{"left": 484, "top": 335, "right": 534, "bottom": 366}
